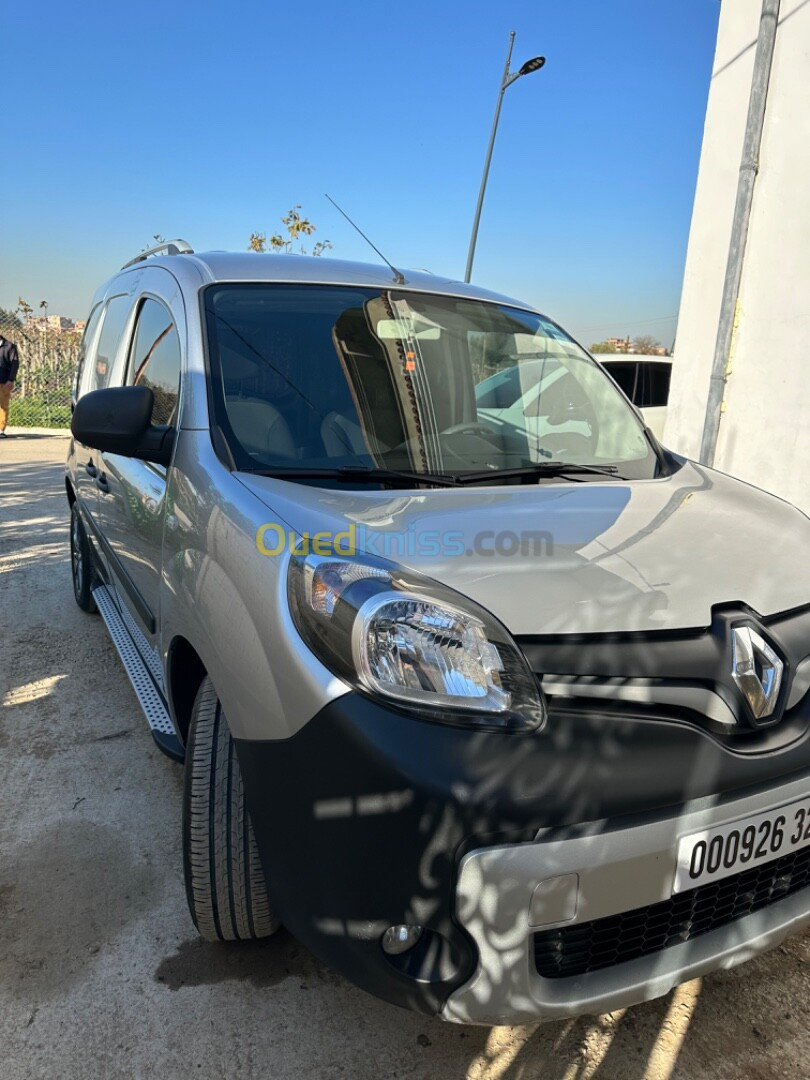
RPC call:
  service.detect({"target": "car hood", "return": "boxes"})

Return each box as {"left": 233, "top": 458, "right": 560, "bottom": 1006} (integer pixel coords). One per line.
{"left": 237, "top": 462, "right": 810, "bottom": 636}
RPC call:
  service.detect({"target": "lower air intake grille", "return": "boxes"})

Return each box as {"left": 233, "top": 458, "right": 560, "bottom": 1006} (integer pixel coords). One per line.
{"left": 534, "top": 845, "right": 810, "bottom": 980}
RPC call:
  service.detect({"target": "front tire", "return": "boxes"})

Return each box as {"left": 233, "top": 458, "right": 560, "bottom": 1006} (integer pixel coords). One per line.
{"left": 183, "top": 677, "right": 280, "bottom": 941}
{"left": 70, "top": 501, "right": 97, "bottom": 613}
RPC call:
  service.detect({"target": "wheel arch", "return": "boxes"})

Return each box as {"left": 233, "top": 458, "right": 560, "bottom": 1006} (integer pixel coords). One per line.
{"left": 166, "top": 635, "right": 208, "bottom": 745}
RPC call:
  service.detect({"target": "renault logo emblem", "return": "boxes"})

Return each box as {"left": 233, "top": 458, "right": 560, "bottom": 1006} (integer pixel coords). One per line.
{"left": 731, "top": 626, "right": 783, "bottom": 721}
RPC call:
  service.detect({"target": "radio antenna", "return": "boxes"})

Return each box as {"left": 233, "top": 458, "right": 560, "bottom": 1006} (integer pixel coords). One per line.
{"left": 325, "top": 194, "right": 405, "bottom": 285}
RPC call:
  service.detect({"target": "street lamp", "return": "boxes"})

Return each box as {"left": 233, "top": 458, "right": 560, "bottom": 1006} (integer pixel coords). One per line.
{"left": 464, "top": 32, "right": 546, "bottom": 283}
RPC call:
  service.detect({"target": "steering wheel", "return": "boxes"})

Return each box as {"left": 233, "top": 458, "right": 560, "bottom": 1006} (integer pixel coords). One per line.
{"left": 388, "top": 420, "right": 506, "bottom": 462}
{"left": 439, "top": 421, "right": 500, "bottom": 440}
{"left": 537, "top": 399, "right": 600, "bottom": 457}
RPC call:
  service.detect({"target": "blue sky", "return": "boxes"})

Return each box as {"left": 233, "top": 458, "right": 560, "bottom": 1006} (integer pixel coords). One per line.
{"left": 1, "top": 0, "right": 719, "bottom": 348}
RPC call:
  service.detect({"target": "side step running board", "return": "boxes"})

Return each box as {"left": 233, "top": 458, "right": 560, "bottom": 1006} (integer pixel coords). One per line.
{"left": 93, "top": 584, "right": 184, "bottom": 761}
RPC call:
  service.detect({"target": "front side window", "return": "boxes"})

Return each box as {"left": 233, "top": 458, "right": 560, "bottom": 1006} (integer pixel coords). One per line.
{"left": 127, "top": 298, "right": 181, "bottom": 426}
{"left": 204, "top": 285, "right": 659, "bottom": 483}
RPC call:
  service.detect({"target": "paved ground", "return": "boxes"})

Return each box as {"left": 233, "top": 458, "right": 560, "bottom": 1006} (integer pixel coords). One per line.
{"left": 2, "top": 433, "right": 809, "bottom": 1080}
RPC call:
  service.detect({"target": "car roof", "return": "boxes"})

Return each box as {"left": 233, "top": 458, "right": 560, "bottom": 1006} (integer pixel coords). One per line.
{"left": 101, "top": 251, "right": 538, "bottom": 312}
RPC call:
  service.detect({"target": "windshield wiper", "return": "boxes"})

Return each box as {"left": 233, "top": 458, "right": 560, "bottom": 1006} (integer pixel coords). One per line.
{"left": 452, "top": 462, "right": 621, "bottom": 485}
{"left": 247, "top": 462, "right": 621, "bottom": 487}
{"left": 248, "top": 465, "right": 461, "bottom": 488}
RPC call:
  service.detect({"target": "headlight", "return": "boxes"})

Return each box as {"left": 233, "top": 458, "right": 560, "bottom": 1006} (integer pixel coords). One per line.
{"left": 288, "top": 547, "right": 545, "bottom": 732}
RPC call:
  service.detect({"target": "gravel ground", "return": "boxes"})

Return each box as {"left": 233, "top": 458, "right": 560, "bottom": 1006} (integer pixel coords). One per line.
{"left": 1, "top": 432, "right": 809, "bottom": 1080}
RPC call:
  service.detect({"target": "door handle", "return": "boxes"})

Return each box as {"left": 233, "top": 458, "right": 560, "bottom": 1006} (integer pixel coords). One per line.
{"left": 96, "top": 473, "right": 110, "bottom": 494}
{"left": 85, "top": 460, "right": 97, "bottom": 478}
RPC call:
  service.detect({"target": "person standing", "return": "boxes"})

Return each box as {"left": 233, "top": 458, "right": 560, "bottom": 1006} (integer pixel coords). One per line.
{"left": 0, "top": 334, "right": 20, "bottom": 438}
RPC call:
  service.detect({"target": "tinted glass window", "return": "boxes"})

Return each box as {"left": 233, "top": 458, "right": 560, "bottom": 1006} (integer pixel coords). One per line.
{"left": 602, "top": 362, "right": 639, "bottom": 402}
{"left": 639, "top": 362, "right": 672, "bottom": 408}
{"left": 602, "top": 361, "right": 672, "bottom": 408}
{"left": 75, "top": 304, "right": 103, "bottom": 398}
{"left": 128, "top": 299, "right": 181, "bottom": 426}
{"left": 86, "top": 295, "right": 131, "bottom": 393}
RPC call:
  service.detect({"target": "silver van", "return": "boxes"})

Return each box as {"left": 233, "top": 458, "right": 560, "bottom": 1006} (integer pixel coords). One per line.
{"left": 66, "top": 242, "right": 810, "bottom": 1025}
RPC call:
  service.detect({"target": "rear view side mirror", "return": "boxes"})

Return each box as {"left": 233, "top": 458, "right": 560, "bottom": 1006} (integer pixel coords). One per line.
{"left": 71, "top": 386, "right": 175, "bottom": 467}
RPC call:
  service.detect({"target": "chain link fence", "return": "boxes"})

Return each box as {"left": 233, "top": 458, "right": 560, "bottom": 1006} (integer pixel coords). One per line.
{"left": 0, "top": 317, "right": 78, "bottom": 429}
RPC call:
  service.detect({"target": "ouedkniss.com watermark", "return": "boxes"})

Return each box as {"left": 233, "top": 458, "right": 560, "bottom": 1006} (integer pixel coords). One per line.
{"left": 256, "top": 522, "right": 553, "bottom": 559}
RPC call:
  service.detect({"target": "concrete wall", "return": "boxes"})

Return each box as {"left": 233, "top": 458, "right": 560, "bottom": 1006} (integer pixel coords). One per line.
{"left": 664, "top": 0, "right": 810, "bottom": 512}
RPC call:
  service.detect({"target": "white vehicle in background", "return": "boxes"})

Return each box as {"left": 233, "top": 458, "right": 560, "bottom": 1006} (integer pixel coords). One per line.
{"left": 598, "top": 355, "right": 673, "bottom": 441}
{"left": 475, "top": 353, "right": 673, "bottom": 447}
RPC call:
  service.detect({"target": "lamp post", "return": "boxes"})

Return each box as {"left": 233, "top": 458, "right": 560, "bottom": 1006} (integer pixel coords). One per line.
{"left": 464, "top": 32, "right": 546, "bottom": 284}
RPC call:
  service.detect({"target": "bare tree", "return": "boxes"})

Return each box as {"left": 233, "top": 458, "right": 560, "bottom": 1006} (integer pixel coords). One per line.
{"left": 633, "top": 335, "right": 668, "bottom": 355}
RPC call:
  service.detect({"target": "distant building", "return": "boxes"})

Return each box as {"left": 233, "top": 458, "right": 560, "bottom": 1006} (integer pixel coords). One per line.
{"left": 606, "top": 337, "right": 632, "bottom": 352}
{"left": 26, "top": 315, "right": 76, "bottom": 334}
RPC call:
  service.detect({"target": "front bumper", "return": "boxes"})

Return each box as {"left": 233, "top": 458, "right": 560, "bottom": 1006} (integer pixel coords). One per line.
{"left": 236, "top": 692, "right": 810, "bottom": 1023}
{"left": 446, "top": 771, "right": 810, "bottom": 1024}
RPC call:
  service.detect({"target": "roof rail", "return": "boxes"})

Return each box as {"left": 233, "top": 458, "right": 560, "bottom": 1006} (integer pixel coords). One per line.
{"left": 121, "top": 239, "right": 194, "bottom": 270}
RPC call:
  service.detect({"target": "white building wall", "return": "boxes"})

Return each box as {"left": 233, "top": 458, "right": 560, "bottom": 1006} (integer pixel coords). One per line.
{"left": 664, "top": 0, "right": 810, "bottom": 512}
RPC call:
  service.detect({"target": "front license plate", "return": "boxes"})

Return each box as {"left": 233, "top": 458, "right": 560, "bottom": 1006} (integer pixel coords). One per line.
{"left": 674, "top": 797, "right": 810, "bottom": 893}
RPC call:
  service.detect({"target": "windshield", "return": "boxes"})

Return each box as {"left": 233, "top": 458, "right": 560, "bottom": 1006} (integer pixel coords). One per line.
{"left": 203, "top": 284, "right": 659, "bottom": 482}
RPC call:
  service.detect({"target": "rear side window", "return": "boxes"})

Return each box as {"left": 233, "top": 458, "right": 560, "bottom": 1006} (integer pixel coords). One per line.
{"left": 639, "top": 362, "right": 672, "bottom": 408}
{"left": 603, "top": 362, "right": 639, "bottom": 402}
{"left": 79, "top": 295, "right": 132, "bottom": 396}
{"left": 127, "top": 298, "right": 181, "bottom": 426}
{"left": 603, "top": 361, "right": 672, "bottom": 408}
